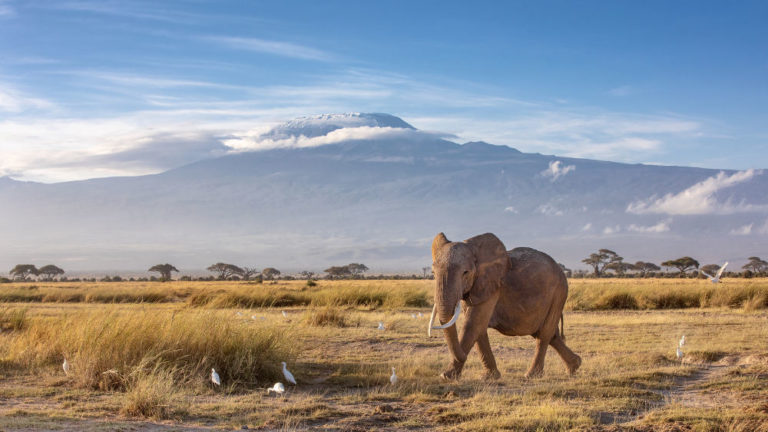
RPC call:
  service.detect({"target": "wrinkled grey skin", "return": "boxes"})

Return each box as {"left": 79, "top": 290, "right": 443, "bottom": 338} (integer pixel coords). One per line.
{"left": 431, "top": 232, "right": 581, "bottom": 380}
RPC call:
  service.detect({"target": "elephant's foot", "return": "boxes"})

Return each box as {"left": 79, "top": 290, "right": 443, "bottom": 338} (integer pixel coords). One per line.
{"left": 566, "top": 355, "right": 582, "bottom": 375}
{"left": 483, "top": 368, "right": 501, "bottom": 381}
{"left": 439, "top": 367, "right": 462, "bottom": 381}
{"left": 525, "top": 365, "right": 544, "bottom": 379}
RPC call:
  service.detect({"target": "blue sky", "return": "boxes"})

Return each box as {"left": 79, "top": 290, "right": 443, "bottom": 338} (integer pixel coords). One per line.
{"left": 0, "top": 0, "right": 766, "bottom": 182}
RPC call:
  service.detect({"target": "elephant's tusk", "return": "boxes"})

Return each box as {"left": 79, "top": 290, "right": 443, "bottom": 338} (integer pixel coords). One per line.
{"left": 427, "top": 305, "right": 437, "bottom": 337}
{"left": 431, "top": 303, "right": 461, "bottom": 331}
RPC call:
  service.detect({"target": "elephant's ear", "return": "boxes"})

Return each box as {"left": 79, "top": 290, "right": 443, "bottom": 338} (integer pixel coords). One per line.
{"left": 465, "top": 233, "right": 510, "bottom": 305}
{"left": 432, "top": 232, "right": 449, "bottom": 261}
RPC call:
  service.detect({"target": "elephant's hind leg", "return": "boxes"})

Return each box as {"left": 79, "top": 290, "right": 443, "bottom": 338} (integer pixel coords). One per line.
{"left": 475, "top": 330, "right": 501, "bottom": 380}
{"left": 526, "top": 303, "right": 560, "bottom": 378}
{"left": 550, "top": 333, "right": 582, "bottom": 375}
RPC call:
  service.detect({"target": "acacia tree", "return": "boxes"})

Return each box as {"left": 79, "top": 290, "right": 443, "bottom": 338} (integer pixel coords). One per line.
{"left": 347, "top": 263, "right": 369, "bottom": 277}
{"left": 742, "top": 256, "right": 768, "bottom": 274}
{"left": 421, "top": 266, "right": 432, "bottom": 278}
{"left": 662, "top": 257, "right": 699, "bottom": 275}
{"left": 634, "top": 261, "right": 660, "bottom": 277}
{"left": 261, "top": 267, "right": 281, "bottom": 281}
{"left": 324, "top": 266, "right": 351, "bottom": 279}
{"left": 581, "top": 249, "right": 621, "bottom": 277}
{"left": 300, "top": 270, "right": 315, "bottom": 280}
{"left": 605, "top": 259, "right": 634, "bottom": 276}
{"left": 38, "top": 264, "right": 65, "bottom": 281}
{"left": 148, "top": 263, "right": 179, "bottom": 281}
{"left": 206, "top": 262, "right": 244, "bottom": 280}
{"left": 10, "top": 264, "right": 38, "bottom": 281}
{"left": 241, "top": 267, "right": 260, "bottom": 281}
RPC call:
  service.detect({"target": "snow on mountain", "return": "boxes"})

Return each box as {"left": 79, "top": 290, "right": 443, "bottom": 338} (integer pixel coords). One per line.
{"left": 1, "top": 113, "right": 766, "bottom": 273}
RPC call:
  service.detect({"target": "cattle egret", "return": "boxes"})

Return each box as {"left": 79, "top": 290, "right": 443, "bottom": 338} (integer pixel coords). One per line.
{"left": 679, "top": 335, "right": 686, "bottom": 348}
{"left": 377, "top": 322, "right": 385, "bottom": 330}
{"left": 211, "top": 368, "right": 221, "bottom": 386}
{"left": 62, "top": 358, "right": 70, "bottom": 376}
{"left": 676, "top": 347, "right": 683, "bottom": 362}
{"left": 700, "top": 262, "right": 729, "bottom": 283}
{"left": 251, "top": 315, "right": 258, "bottom": 320}
{"left": 281, "top": 362, "right": 296, "bottom": 385}
{"left": 390, "top": 367, "right": 397, "bottom": 385}
{"left": 417, "top": 312, "right": 423, "bottom": 318}
{"left": 268, "top": 382, "right": 285, "bottom": 394}
{"left": 411, "top": 313, "right": 417, "bottom": 319}
{"left": 236, "top": 311, "right": 243, "bottom": 317}
{"left": 282, "top": 311, "right": 288, "bottom": 318}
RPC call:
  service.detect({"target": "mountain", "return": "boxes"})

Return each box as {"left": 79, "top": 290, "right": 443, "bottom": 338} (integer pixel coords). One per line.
{"left": 1, "top": 113, "right": 766, "bottom": 274}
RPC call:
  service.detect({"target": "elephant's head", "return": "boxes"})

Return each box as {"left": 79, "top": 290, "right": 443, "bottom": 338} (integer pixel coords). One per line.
{"left": 428, "top": 233, "right": 510, "bottom": 352}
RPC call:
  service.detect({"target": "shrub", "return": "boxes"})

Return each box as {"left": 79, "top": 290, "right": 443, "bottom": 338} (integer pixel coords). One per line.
{"left": 304, "top": 306, "right": 349, "bottom": 327}
{"left": 120, "top": 364, "right": 183, "bottom": 419}
{"left": 8, "top": 310, "right": 297, "bottom": 390}
{"left": 0, "top": 307, "right": 28, "bottom": 331}
{"left": 596, "top": 292, "right": 638, "bottom": 310}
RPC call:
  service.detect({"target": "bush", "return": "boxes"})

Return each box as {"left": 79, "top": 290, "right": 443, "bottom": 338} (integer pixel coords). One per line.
{"left": 304, "top": 306, "right": 349, "bottom": 327}
{"left": 596, "top": 292, "right": 638, "bottom": 310}
{"left": 120, "top": 365, "right": 183, "bottom": 419}
{"left": 8, "top": 310, "right": 297, "bottom": 390}
{"left": 0, "top": 307, "right": 28, "bottom": 331}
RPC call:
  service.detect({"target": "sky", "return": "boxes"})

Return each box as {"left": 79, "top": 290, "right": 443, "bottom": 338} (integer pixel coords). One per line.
{"left": 1, "top": 0, "right": 766, "bottom": 182}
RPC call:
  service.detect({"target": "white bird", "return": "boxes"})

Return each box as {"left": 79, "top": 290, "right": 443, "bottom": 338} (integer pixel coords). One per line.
{"left": 389, "top": 367, "right": 397, "bottom": 385}
{"left": 676, "top": 347, "right": 684, "bottom": 362}
{"left": 679, "top": 335, "right": 686, "bottom": 348}
{"left": 236, "top": 311, "right": 243, "bottom": 317}
{"left": 377, "top": 322, "right": 385, "bottom": 330}
{"left": 281, "top": 362, "right": 296, "bottom": 385}
{"left": 251, "top": 315, "right": 258, "bottom": 320}
{"left": 417, "top": 312, "right": 423, "bottom": 318}
{"left": 268, "top": 382, "right": 285, "bottom": 395}
{"left": 411, "top": 313, "right": 417, "bottom": 319}
{"left": 211, "top": 368, "right": 221, "bottom": 386}
{"left": 700, "top": 262, "right": 728, "bottom": 283}
{"left": 282, "top": 311, "right": 288, "bottom": 318}
{"left": 62, "top": 358, "right": 70, "bottom": 376}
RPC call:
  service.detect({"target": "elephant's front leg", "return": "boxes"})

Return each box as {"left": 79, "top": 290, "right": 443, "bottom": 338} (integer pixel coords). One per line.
{"left": 442, "top": 297, "right": 498, "bottom": 380}
{"left": 475, "top": 330, "right": 501, "bottom": 380}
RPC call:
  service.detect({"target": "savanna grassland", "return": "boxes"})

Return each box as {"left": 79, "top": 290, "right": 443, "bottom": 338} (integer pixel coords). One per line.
{"left": 0, "top": 279, "right": 767, "bottom": 431}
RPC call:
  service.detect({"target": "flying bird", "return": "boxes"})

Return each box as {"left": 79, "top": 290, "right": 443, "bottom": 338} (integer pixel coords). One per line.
{"left": 281, "top": 362, "right": 296, "bottom": 385}
{"left": 377, "top": 322, "right": 385, "bottom": 330}
{"left": 268, "top": 382, "right": 285, "bottom": 395}
{"left": 62, "top": 358, "right": 70, "bottom": 376}
{"left": 700, "top": 262, "right": 728, "bottom": 283}
{"left": 390, "top": 367, "right": 397, "bottom": 385}
{"left": 211, "top": 368, "right": 221, "bottom": 386}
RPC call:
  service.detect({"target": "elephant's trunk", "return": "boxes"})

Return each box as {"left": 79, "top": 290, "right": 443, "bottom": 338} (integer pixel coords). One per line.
{"left": 433, "top": 288, "right": 466, "bottom": 363}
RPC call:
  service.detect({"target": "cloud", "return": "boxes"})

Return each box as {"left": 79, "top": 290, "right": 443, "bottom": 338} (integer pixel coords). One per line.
{"left": 627, "top": 219, "right": 672, "bottom": 233}
{"left": 581, "top": 223, "right": 592, "bottom": 231}
{"left": 0, "top": 84, "right": 54, "bottom": 113}
{"left": 730, "top": 224, "right": 753, "bottom": 236}
{"left": 504, "top": 206, "right": 518, "bottom": 214}
{"left": 609, "top": 85, "right": 636, "bottom": 97}
{"left": 536, "top": 204, "right": 563, "bottom": 216}
{"left": 627, "top": 169, "right": 765, "bottom": 215}
{"left": 223, "top": 126, "right": 437, "bottom": 152}
{"left": 205, "top": 36, "right": 333, "bottom": 61}
{"left": 540, "top": 160, "right": 575, "bottom": 182}
{"left": 603, "top": 225, "right": 620, "bottom": 235}
{"left": 0, "top": 0, "right": 14, "bottom": 17}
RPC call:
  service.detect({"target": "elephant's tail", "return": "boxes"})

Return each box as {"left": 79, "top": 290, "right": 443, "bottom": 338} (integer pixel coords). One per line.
{"left": 560, "top": 313, "right": 565, "bottom": 341}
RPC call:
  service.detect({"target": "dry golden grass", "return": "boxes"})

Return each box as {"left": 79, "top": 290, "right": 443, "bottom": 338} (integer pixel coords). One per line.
{"left": 0, "top": 278, "right": 766, "bottom": 431}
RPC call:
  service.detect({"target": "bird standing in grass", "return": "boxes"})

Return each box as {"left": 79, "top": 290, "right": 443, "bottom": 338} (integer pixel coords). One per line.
{"left": 268, "top": 382, "right": 285, "bottom": 395}
{"left": 679, "top": 335, "right": 686, "bottom": 348}
{"left": 390, "top": 367, "right": 397, "bottom": 385}
{"left": 282, "top": 310, "right": 288, "bottom": 318}
{"left": 281, "top": 362, "right": 296, "bottom": 385}
{"left": 62, "top": 358, "right": 70, "bottom": 376}
{"left": 377, "top": 322, "right": 385, "bottom": 330}
{"left": 211, "top": 368, "right": 221, "bottom": 386}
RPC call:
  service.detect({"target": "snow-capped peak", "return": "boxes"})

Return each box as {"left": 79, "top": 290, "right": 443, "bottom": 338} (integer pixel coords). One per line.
{"left": 261, "top": 113, "right": 415, "bottom": 140}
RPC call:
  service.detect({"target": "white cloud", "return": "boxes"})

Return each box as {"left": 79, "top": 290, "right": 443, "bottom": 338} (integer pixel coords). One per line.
{"left": 0, "top": 84, "right": 54, "bottom": 113}
{"left": 581, "top": 223, "right": 592, "bottom": 231}
{"left": 730, "top": 224, "right": 753, "bottom": 236}
{"left": 205, "top": 36, "right": 333, "bottom": 61}
{"left": 536, "top": 204, "right": 563, "bottom": 216}
{"left": 504, "top": 206, "right": 518, "bottom": 214}
{"left": 627, "top": 169, "right": 766, "bottom": 215}
{"left": 627, "top": 219, "right": 672, "bottom": 233}
{"left": 603, "top": 225, "right": 620, "bottom": 235}
{"left": 540, "top": 160, "right": 575, "bottom": 182}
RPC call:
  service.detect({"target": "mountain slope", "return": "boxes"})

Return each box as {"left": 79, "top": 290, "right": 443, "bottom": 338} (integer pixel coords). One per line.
{"left": 1, "top": 113, "right": 766, "bottom": 273}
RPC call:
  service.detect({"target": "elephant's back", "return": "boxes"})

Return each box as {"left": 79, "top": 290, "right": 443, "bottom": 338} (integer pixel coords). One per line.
{"left": 508, "top": 247, "right": 559, "bottom": 271}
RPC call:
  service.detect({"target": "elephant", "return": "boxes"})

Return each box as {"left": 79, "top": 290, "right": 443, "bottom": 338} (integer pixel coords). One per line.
{"left": 428, "top": 232, "right": 581, "bottom": 380}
